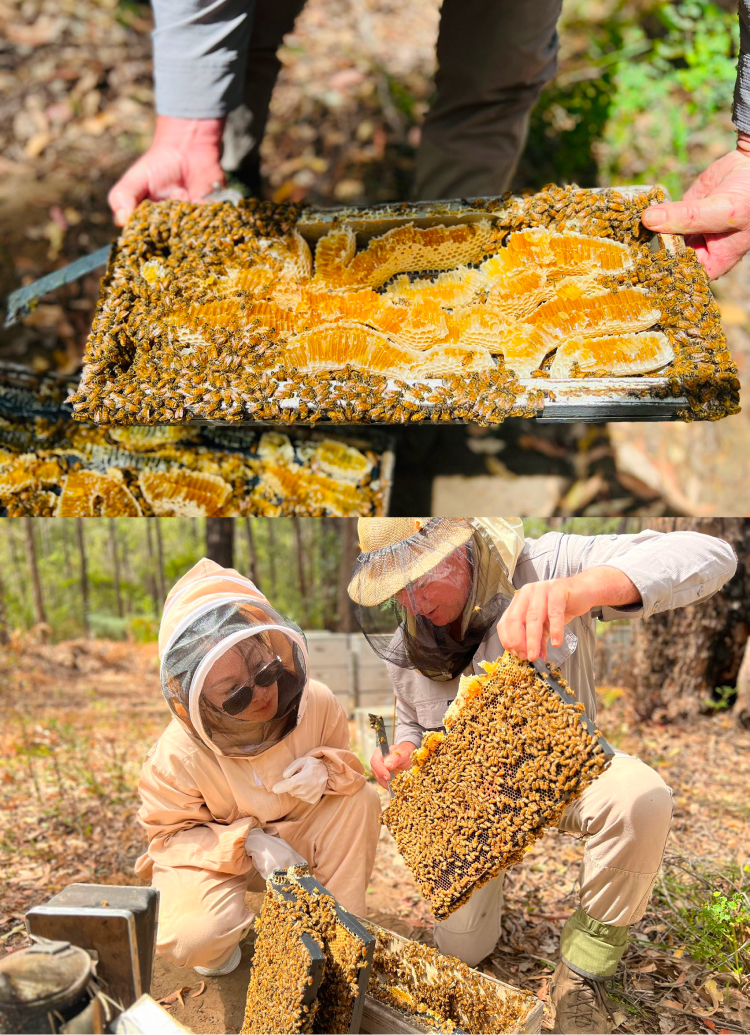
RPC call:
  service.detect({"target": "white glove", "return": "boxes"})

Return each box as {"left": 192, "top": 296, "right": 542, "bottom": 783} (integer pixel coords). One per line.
{"left": 271, "top": 756, "right": 328, "bottom": 805}
{"left": 245, "top": 829, "right": 307, "bottom": 880}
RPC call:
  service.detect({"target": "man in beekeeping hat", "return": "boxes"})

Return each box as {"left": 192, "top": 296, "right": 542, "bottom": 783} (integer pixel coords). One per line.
{"left": 349, "top": 518, "right": 736, "bottom": 1035}
{"left": 135, "top": 558, "right": 380, "bottom": 977}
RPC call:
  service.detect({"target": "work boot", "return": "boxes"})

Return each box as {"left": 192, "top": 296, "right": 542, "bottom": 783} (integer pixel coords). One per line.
{"left": 551, "top": 961, "right": 614, "bottom": 1034}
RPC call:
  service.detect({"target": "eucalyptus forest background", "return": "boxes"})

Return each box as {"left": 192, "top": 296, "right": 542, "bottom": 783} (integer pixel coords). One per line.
{"left": 0, "top": 516, "right": 749, "bottom": 725}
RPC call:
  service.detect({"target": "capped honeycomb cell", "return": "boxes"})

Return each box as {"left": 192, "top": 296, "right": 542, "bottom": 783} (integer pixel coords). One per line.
{"left": 498, "top": 288, "right": 662, "bottom": 376}
{"left": 504, "top": 227, "right": 634, "bottom": 275}
{"left": 56, "top": 468, "right": 142, "bottom": 517}
{"left": 384, "top": 268, "right": 489, "bottom": 308}
{"left": 278, "top": 324, "right": 495, "bottom": 378}
{"left": 310, "top": 439, "right": 373, "bottom": 484}
{"left": 257, "top": 431, "right": 296, "bottom": 467}
{"left": 139, "top": 467, "right": 233, "bottom": 516}
{"left": 548, "top": 331, "right": 674, "bottom": 378}
{"left": 313, "top": 222, "right": 497, "bottom": 290}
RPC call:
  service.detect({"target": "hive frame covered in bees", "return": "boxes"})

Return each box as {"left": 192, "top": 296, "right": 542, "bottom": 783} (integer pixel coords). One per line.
{"left": 383, "top": 656, "right": 615, "bottom": 923}
{"left": 282, "top": 869, "right": 376, "bottom": 1035}
{"left": 360, "top": 919, "right": 543, "bottom": 1034}
{"left": 241, "top": 880, "right": 327, "bottom": 1035}
{"left": 71, "top": 185, "right": 738, "bottom": 427}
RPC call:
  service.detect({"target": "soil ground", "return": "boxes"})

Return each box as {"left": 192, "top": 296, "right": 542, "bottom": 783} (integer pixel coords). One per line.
{"left": 0, "top": 637, "right": 748, "bottom": 1034}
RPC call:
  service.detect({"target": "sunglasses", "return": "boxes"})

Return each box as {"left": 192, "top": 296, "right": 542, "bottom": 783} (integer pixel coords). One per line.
{"left": 221, "top": 655, "right": 286, "bottom": 715}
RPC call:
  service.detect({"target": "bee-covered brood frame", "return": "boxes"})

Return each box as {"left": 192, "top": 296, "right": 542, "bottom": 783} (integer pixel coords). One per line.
{"left": 382, "top": 655, "right": 614, "bottom": 922}
{"left": 71, "top": 187, "right": 740, "bottom": 427}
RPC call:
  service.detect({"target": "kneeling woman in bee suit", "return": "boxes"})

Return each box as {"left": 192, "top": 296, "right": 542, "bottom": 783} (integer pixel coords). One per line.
{"left": 348, "top": 518, "right": 736, "bottom": 1035}
{"left": 135, "top": 558, "right": 380, "bottom": 977}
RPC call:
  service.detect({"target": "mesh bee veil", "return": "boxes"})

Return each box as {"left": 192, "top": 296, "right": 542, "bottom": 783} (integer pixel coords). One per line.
{"left": 349, "top": 519, "right": 516, "bottom": 682}
{"left": 161, "top": 598, "right": 308, "bottom": 757}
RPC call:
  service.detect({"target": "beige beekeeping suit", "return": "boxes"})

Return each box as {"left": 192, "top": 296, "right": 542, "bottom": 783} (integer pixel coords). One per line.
{"left": 135, "top": 558, "right": 380, "bottom": 969}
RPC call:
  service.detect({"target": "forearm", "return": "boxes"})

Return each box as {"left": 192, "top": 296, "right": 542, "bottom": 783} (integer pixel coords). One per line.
{"left": 568, "top": 566, "right": 641, "bottom": 613}
{"left": 152, "top": 0, "right": 256, "bottom": 118}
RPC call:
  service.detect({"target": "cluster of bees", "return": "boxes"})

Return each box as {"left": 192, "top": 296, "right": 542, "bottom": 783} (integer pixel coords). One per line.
{"left": 243, "top": 867, "right": 370, "bottom": 1035}
{"left": 363, "top": 920, "right": 536, "bottom": 1034}
{"left": 0, "top": 373, "right": 388, "bottom": 515}
{"left": 69, "top": 185, "right": 738, "bottom": 427}
{"left": 383, "top": 653, "right": 610, "bottom": 920}
{"left": 241, "top": 878, "right": 322, "bottom": 1034}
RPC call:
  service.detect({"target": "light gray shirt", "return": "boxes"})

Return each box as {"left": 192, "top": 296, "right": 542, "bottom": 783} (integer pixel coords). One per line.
{"left": 152, "top": 0, "right": 750, "bottom": 134}
{"left": 387, "top": 529, "right": 737, "bottom": 746}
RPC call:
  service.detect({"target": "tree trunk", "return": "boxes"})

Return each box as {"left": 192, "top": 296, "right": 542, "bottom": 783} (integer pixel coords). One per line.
{"left": 154, "top": 520, "right": 167, "bottom": 603}
{"left": 206, "top": 518, "right": 234, "bottom": 568}
{"left": 0, "top": 564, "right": 9, "bottom": 645}
{"left": 337, "top": 519, "right": 360, "bottom": 632}
{"left": 245, "top": 517, "right": 259, "bottom": 586}
{"left": 24, "top": 517, "right": 47, "bottom": 626}
{"left": 61, "top": 521, "right": 72, "bottom": 579}
{"left": 144, "top": 521, "right": 159, "bottom": 614}
{"left": 76, "top": 518, "right": 90, "bottom": 637}
{"left": 109, "top": 519, "right": 123, "bottom": 619}
{"left": 292, "top": 518, "right": 309, "bottom": 625}
{"left": 735, "top": 636, "right": 750, "bottom": 729}
{"left": 267, "top": 521, "right": 278, "bottom": 598}
{"left": 629, "top": 518, "right": 750, "bottom": 721}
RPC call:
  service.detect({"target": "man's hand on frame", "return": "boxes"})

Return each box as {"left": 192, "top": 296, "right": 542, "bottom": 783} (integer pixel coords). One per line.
{"left": 642, "top": 134, "right": 750, "bottom": 280}
{"left": 497, "top": 566, "right": 641, "bottom": 664}
{"left": 370, "top": 741, "right": 417, "bottom": 790}
{"left": 108, "top": 115, "right": 226, "bottom": 227}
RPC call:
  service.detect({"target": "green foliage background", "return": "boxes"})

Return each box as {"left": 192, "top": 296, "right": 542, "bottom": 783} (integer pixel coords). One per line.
{"left": 0, "top": 518, "right": 649, "bottom": 641}
{"left": 517, "top": 0, "right": 739, "bottom": 197}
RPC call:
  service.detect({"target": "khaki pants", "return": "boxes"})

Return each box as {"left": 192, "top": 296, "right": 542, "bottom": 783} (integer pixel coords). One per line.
{"left": 434, "top": 754, "right": 673, "bottom": 967}
{"left": 151, "top": 783, "right": 381, "bottom": 970}
{"left": 223, "top": 0, "right": 563, "bottom": 198}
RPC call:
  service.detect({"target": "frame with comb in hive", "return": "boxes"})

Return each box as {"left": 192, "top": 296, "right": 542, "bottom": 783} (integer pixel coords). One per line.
{"left": 242, "top": 867, "right": 375, "bottom": 1035}
{"left": 70, "top": 186, "right": 739, "bottom": 426}
{"left": 382, "top": 654, "right": 615, "bottom": 922}
{"left": 0, "top": 364, "right": 393, "bottom": 516}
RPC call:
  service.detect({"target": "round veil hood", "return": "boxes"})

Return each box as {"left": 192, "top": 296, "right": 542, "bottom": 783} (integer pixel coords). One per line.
{"left": 159, "top": 559, "right": 309, "bottom": 758}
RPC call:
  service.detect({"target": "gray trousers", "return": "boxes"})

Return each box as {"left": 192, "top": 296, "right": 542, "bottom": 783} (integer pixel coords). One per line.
{"left": 223, "top": 0, "right": 563, "bottom": 198}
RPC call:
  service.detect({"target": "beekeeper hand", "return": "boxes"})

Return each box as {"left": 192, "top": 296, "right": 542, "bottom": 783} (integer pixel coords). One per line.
{"left": 497, "top": 566, "right": 640, "bottom": 663}
{"left": 370, "top": 741, "right": 417, "bottom": 790}
{"left": 271, "top": 756, "right": 328, "bottom": 804}
{"left": 641, "top": 135, "right": 750, "bottom": 279}
{"left": 245, "top": 829, "right": 307, "bottom": 879}
{"left": 108, "top": 116, "right": 226, "bottom": 227}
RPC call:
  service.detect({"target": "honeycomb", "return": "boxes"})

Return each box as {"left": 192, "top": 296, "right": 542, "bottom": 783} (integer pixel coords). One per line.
{"left": 241, "top": 880, "right": 323, "bottom": 1035}
{"left": 312, "top": 222, "right": 499, "bottom": 290}
{"left": 69, "top": 187, "right": 739, "bottom": 426}
{"left": 364, "top": 920, "right": 538, "bottom": 1035}
{"left": 56, "top": 468, "right": 141, "bottom": 517}
{"left": 281, "top": 869, "right": 371, "bottom": 1034}
{"left": 0, "top": 372, "right": 389, "bottom": 516}
{"left": 383, "top": 653, "right": 610, "bottom": 921}
{"left": 242, "top": 868, "right": 371, "bottom": 1035}
{"left": 549, "top": 331, "right": 673, "bottom": 378}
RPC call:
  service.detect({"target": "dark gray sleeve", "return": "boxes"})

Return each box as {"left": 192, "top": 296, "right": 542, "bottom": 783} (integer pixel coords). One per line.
{"left": 734, "top": 1, "right": 750, "bottom": 134}
{"left": 152, "top": 0, "right": 256, "bottom": 118}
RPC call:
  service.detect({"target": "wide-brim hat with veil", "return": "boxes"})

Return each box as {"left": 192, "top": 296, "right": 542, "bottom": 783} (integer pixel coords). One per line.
{"left": 159, "top": 558, "right": 309, "bottom": 758}
{"left": 348, "top": 518, "right": 525, "bottom": 682}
